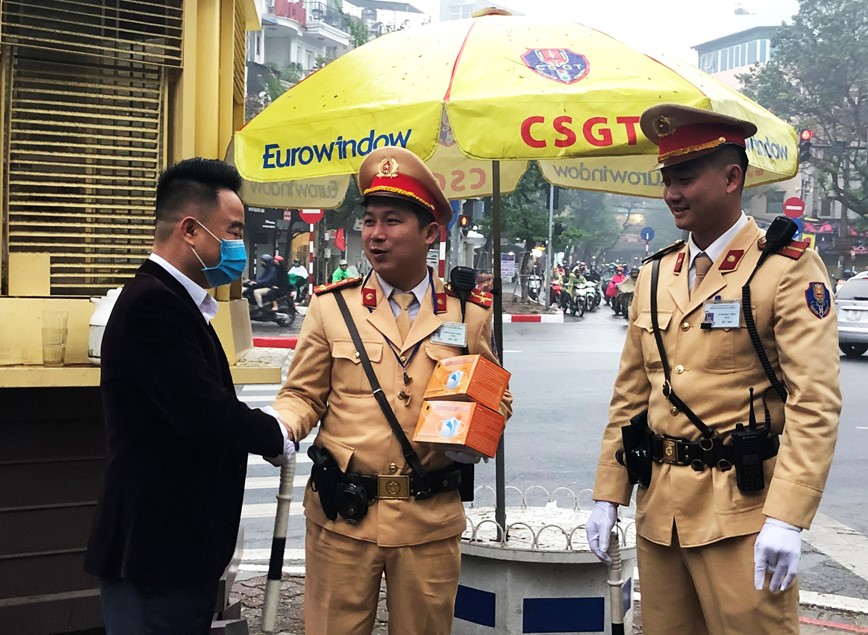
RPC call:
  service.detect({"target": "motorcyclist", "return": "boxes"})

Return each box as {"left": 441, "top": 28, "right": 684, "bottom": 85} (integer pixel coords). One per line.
{"left": 270, "top": 256, "right": 292, "bottom": 313}
{"left": 617, "top": 267, "right": 638, "bottom": 294}
{"left": 331, "top": 258, "right": 350, "bottom": 283}
{"left": 244, "top": 254, "right": 278, "bottom": 308}
{"left": 550, "top": 265, "right": 563, "bottom": 306}
{"left": 565, "top": 266, "right": 587, "bottom": 311}
{"left": 615, "top": 267, "right": 639, "bottom": 319}
{"left": 605, "top": 265, "right": 626, "bottom": 314}
{"left": 288, "top": 258, "right": 309, "bottom": 299}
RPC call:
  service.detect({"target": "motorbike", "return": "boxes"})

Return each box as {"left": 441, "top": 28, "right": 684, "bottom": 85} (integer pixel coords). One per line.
{"left": 527, "top": 274, "right": 542, "bottom": 302}
{"left": 580, "top": 281, "right": 601, "bottom": 313}
{"left": 550, "top": 281, "right": 562, "bottom": 308}
{"left": 617, "top": 289, "right": 634, "bottom": 321}
{"left": 243, "top": 283, "right": 295, "bottom": 327}
{"left": 288, "top": 273, "right": 309, "bottom": 305}
{"left": 564, "top": 280, "right": 585, "bottom": 317}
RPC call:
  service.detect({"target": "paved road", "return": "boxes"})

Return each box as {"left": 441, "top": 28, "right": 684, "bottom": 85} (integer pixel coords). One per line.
{"left": 238, "top": 306, "right": 868, "bottom": 623}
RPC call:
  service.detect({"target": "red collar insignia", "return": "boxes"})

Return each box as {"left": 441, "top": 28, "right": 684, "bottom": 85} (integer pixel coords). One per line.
{"left": 718, "top": 249, "right": 744, "bottom": 272}
{"left": 435, "top": 292, "right": 448, "bottom": 313}
{"left": 673, "top": 252, "right": 685, "bottom": 273}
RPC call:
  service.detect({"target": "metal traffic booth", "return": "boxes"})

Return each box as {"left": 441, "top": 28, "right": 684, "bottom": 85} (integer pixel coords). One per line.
{"left": 0, "top": 2, "right": 277, "bottom": 632}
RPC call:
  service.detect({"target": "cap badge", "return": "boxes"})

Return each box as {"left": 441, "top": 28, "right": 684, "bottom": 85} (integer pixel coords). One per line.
{"left": 654, "top": 115, "right": 674, "bottom": 137}
{"left": 376, "top": 157, "right": 400, "bottom": 178}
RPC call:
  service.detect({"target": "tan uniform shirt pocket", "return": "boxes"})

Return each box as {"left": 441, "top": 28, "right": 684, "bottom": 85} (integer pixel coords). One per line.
{"left": 633, "top": 310, "right": 672, "bottom": 372}
{"left": 331, "top": 338, "right": 383, "bottom": 397}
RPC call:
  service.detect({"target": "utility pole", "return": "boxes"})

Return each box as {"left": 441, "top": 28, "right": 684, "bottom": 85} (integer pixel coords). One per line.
{"left": 544, "top": 184, "right": 554, "bottom": 309}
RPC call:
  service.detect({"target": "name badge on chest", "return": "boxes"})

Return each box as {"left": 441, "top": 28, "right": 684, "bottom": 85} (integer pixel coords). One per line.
{"left": 701, "top": 297, "right": 741, "bottom": 329}
{"left": 431, "top": 322, "right": 467, "bottom": 347}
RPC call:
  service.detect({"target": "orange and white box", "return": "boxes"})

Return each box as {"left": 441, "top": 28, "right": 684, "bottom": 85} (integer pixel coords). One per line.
{"left": 423, "top": 354, "right": 510, "bottom": 413}
{"left": 412, "top": 400, "right": 505, "bottom": 458}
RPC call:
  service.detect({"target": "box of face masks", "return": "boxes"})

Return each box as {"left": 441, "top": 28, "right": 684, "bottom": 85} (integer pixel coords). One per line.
{"left": 412, "top": 400, "right": 505, "bottom": 458}
{"left": 422, "top": 354, "right": 510, "bottom": 412}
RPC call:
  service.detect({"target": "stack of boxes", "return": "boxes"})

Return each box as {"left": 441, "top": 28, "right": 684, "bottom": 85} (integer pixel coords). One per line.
{"left": 413, "top": 355, "right": 510, "bottom": 458}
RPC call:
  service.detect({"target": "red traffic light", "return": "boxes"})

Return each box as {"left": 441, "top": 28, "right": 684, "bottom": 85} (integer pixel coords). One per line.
{"left": 458, "top": 214, "right": 470, "bottom": 228}
{"left": 799, "top": 129, "right": 813, "bottom": 141}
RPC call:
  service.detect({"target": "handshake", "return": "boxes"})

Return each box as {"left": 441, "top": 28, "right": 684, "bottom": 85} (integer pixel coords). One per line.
{"left": 261, "top": 406, "right": 298, "bottom": 467}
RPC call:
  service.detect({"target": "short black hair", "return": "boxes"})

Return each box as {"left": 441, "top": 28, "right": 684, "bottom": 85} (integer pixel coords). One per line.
{"left": 155, "top": 158, "right": 242, "bottom": 227}
{"left": 708, "top": 145, "right": 749, "bottom": 188}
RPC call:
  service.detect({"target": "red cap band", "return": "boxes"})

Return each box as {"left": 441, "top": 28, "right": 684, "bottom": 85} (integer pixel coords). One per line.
{"left": 364, "top": 173, "right": 437, "bottom": 213}
{"left": 657, "top": 123, "right": 746, "bottom": 163}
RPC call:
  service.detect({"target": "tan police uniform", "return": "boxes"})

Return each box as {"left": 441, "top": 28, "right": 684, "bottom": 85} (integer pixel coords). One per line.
{"left": 273, "top": 146, "right": 512, "bottom": 635}
{"left": 592, "top": 105, "right": 841, "bottom": 635}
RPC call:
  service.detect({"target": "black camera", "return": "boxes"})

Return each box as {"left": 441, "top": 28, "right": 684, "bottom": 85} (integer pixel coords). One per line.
{"left": 335, "top": 477, "right": 370, "bottom": 524}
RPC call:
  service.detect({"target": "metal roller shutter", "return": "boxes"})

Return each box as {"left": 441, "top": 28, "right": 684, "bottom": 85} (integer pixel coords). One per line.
{"left": 1, "top": 0, "right": 182, "bottom": 296}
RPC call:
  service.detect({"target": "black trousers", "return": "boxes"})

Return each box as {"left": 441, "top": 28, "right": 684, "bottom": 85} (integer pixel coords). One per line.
{"left": 99, "top": 577, "right": 218, "bottom": 635}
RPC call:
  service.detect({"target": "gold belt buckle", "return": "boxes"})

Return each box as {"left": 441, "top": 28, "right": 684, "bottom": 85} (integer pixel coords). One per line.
{"left": 661, "top": 438, "right": 678, "bottom": 464}
{"left": 377, "top": 475, "right": 410, "bottom": 500}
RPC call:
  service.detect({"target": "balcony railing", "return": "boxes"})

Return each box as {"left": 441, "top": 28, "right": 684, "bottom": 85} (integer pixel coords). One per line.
{"left": 304, "top": 1, "right": 348, "bottom": 31}
{"left": 274, "top": 0, "right": 306, "bottom": 25}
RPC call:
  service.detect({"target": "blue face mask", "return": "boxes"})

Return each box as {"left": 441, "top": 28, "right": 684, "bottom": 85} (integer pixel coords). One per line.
{"left": 191, "top": 221, "right": 247, "bottom": 287}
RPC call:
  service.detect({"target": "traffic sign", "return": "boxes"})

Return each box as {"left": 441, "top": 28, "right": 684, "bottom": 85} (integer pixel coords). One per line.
{"left": 783, "top": 197, "right": 805, "bottom": 218}
{"left": 299, "top": 208, "right": 324, "bottom": 224}
{"left": 792, "top": 217, "right": 803, "bottom": 239}
{"left": 640, "top": 226, "right": 655, "bottom": 241}
{"left": 446, "top": 200, "right": 461, "bottom": 231}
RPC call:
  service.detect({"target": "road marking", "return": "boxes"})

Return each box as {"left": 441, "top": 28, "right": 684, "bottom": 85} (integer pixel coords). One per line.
{"left": 800, "top": 591, "right": 868, "bottom": 616}
{"left": 241, "top": 502, "right": 305, "bottom": 519}
{"left": 803, "top": 512, "right": 868, "bottom": 583}
{"left": 856, "top": 427, "right": 868, "bottom": 430}
{"left": 238, "top": 564, "right": 306, "bottom": 576}
{"left": 249, "top": 454, "right": 311, "bottom": 466}
{"left": 240, "top": 384, "right": 284, "bottom": 392}
{"left": 245, "top": 475, "right": 309, "bottom": 490}
{"left": 242, "top": 548, "right": 306, "bottom": 562}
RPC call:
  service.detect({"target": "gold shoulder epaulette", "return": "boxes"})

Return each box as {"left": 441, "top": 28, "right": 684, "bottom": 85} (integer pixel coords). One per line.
{"left": 642, "top": 239, "right": 686, "bottom": 264}
{"left": 445, "top": 284, "right": 493, "bottom": 309}
{"left": 758, "top": 237, "right": 809, "bottom": 261}
{"left": 313, "top": 276, "right": 363, "bottom": 296}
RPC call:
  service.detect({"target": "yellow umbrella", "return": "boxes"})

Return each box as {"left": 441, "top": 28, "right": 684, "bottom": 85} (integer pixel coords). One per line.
{"left": 234, "top": 10, "right": 797, "bottom": 197}
{"left": 234, "top": 9, "right": 799, "bottom": 535}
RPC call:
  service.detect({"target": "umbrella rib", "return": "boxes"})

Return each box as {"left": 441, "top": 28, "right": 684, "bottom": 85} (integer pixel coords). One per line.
{"left": 443, "top": 19, "right": 479, "bottom": 103}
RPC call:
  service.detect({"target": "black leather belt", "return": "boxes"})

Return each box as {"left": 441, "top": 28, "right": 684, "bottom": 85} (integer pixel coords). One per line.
{"left": 650, "top": 433, "right": 779, "bottom": 472}
{"left": 345, "top": 466, "right": 464, "bottom": 501}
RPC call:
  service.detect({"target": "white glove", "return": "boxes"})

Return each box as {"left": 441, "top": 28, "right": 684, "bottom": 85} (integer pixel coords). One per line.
{"left": 585, "top": 500, "right": 618, "bottom": 565}
{"left": 444, "top": 449, "right": 488, "bottom": 464}
{"left": 261, "top": 406, "right": 297, "bottom": 467}
{"left": 754, "top": 518, "right": 802, "bottom": 592}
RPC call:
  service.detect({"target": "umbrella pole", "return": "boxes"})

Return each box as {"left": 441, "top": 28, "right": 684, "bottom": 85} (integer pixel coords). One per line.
{"left": 492, "top": 160, "right": 506, "bottom": 541}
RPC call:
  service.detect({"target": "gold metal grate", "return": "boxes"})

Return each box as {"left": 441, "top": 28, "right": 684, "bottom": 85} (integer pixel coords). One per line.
{"left": 4, "top": 55, "right": 165, "bottom": 295}
{"left": 1, "top": 0, "right": 183, "bottom": 68}
{"left": 233, "top": 1, "right": 246, "bottom": 104}
{"left": 0, "top": 0, "right": 183, "bottom": 296}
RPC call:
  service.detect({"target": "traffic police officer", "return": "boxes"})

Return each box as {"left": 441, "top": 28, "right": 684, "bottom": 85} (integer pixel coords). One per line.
{"left": 273, "top": 146, "right": 511, "bottom": 635}
{"left": 585, "top": 104, "right": 841, "bottom": 635}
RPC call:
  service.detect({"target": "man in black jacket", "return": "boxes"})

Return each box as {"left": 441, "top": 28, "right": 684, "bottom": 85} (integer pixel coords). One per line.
{"left": 84, "top": 158, "right": 294, "bottom": 634}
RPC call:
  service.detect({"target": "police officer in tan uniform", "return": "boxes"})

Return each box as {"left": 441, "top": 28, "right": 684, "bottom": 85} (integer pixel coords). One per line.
{"left": 585, "top": 105, "right": 841, "bottom": 635}
{"left": 273, "top": 146, "right": 511, "bottom": 635}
